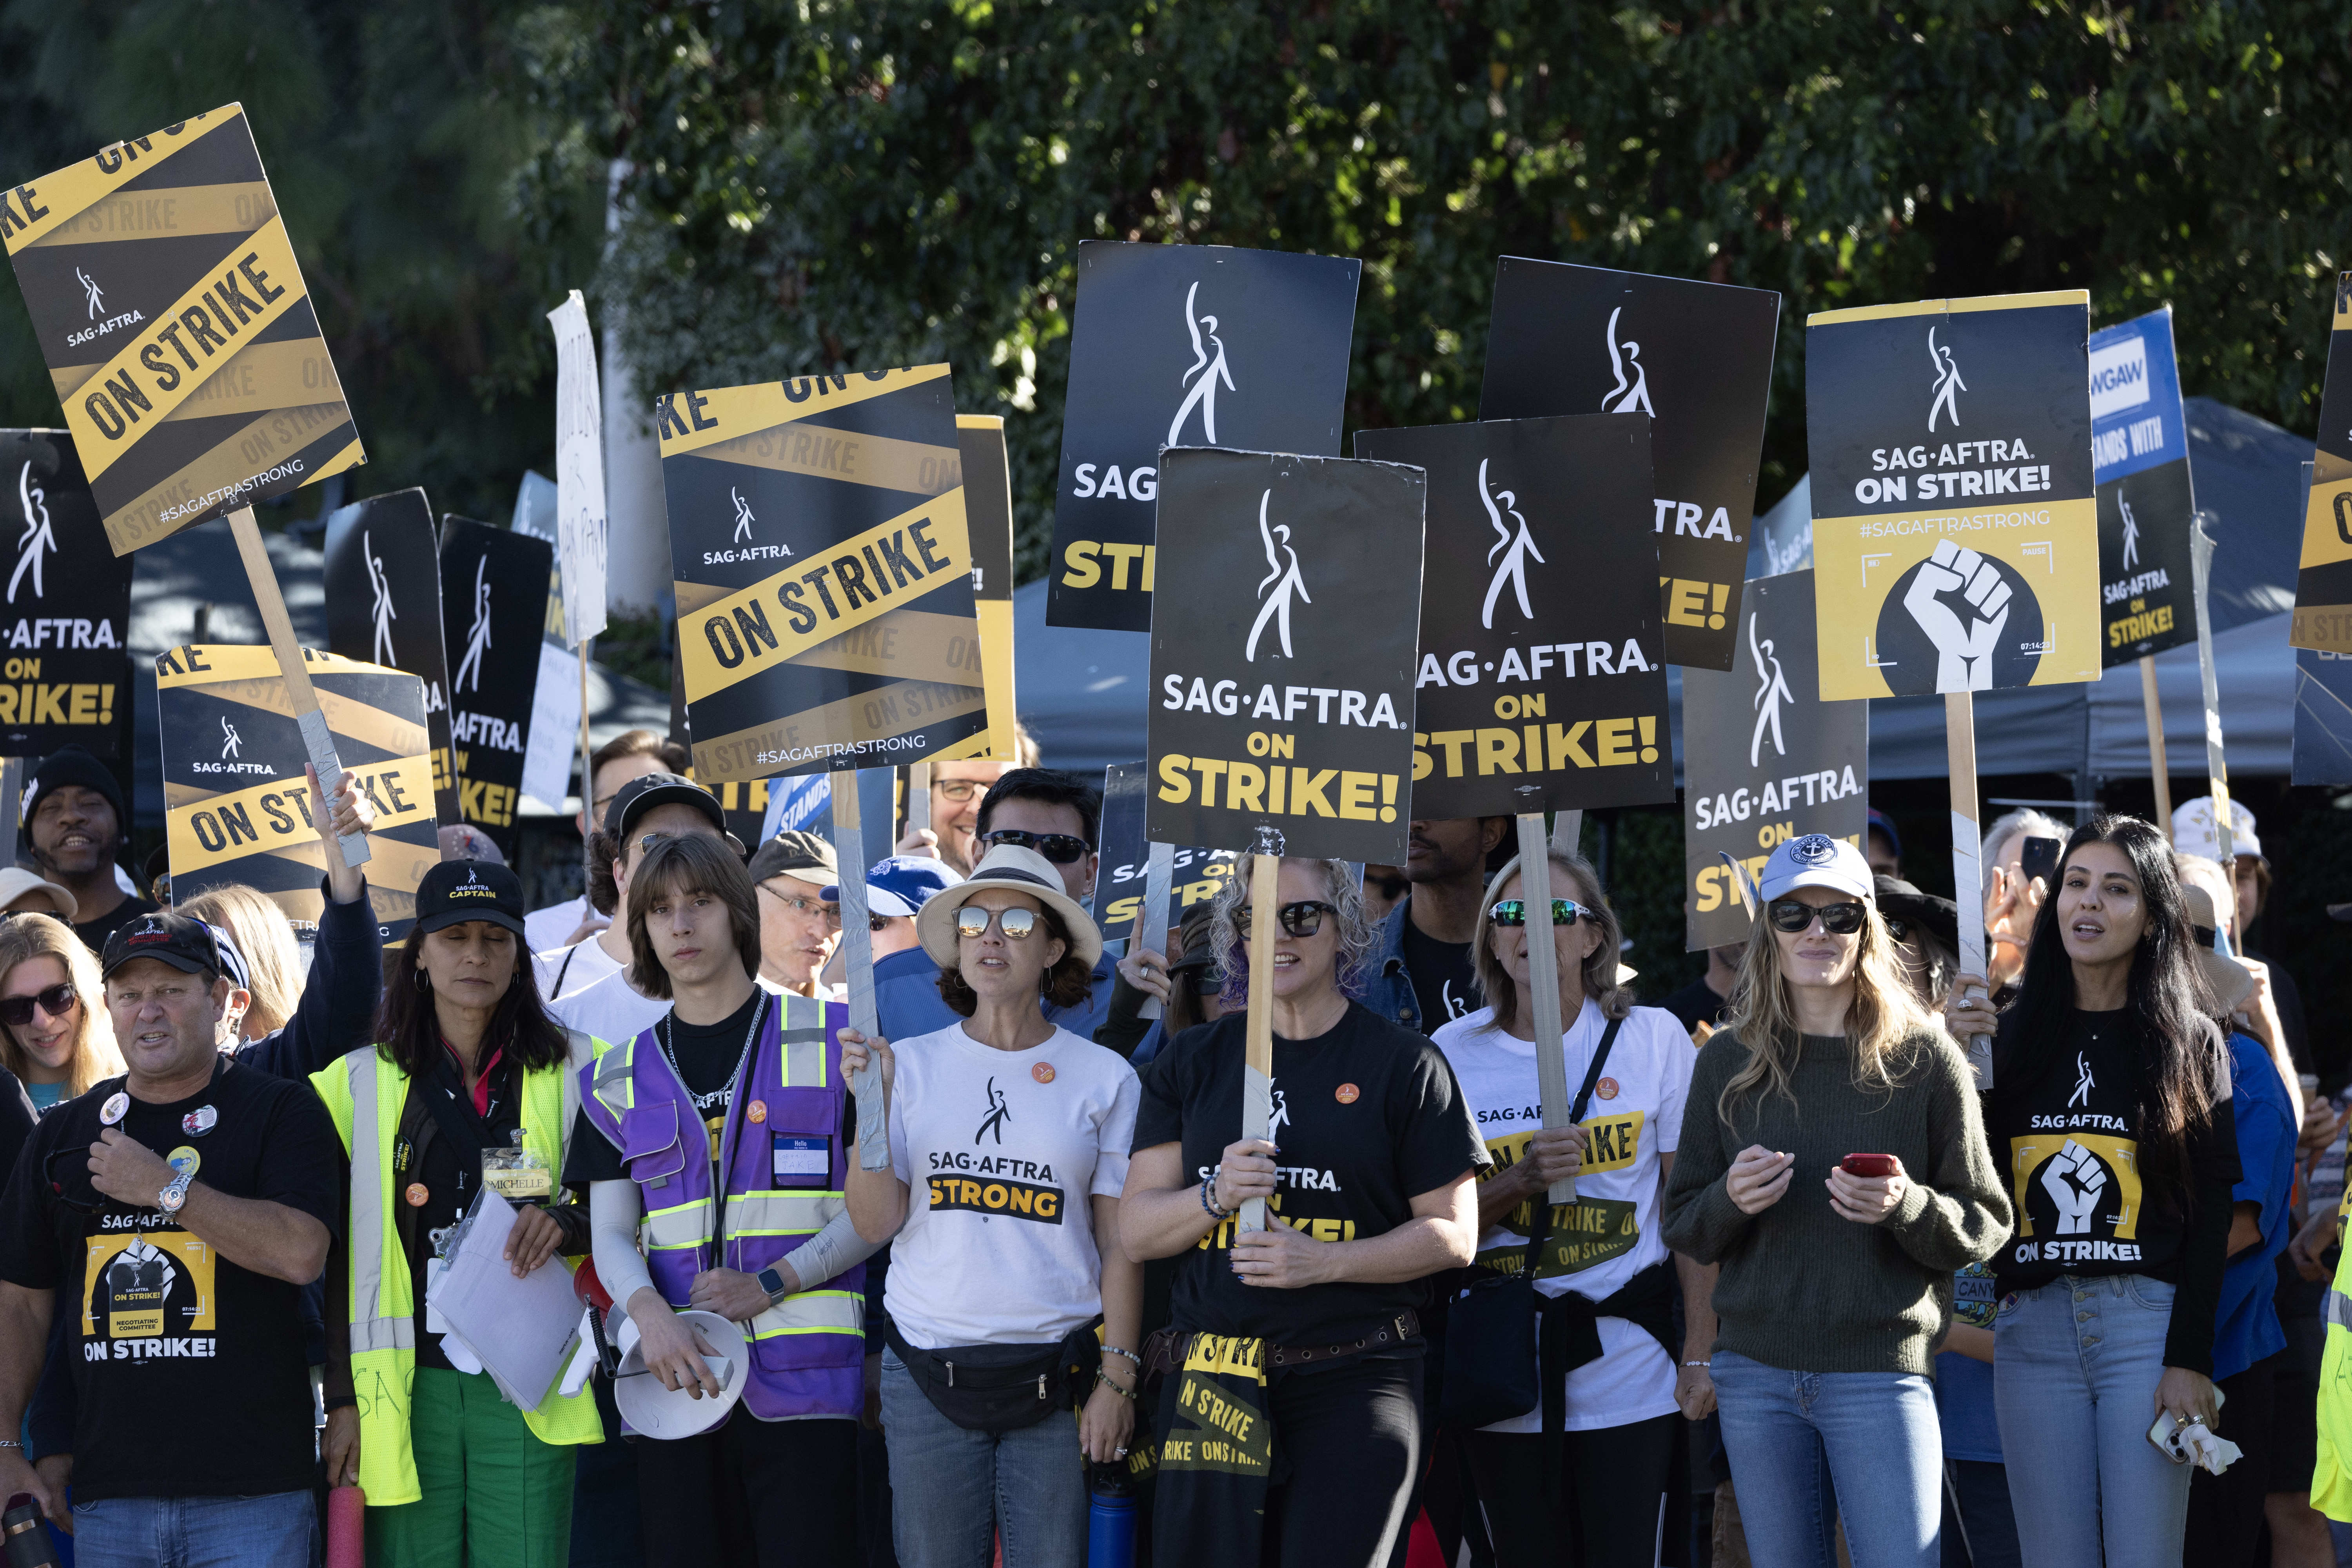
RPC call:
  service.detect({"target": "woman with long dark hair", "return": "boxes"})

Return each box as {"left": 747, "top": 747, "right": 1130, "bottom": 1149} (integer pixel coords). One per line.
{"left": 1948, "top": 815, "right": 2237, "bottom": 1564}
{"left": 311, "top": 860, "right": 601, "bottom": 1567}
{"left": 1663, "top": 834, "right": 2009, "bottom": 1568}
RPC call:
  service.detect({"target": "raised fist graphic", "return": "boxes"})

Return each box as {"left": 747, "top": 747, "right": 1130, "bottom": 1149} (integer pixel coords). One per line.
{"left": 2041, "top": 1139, "right": 2106, "bottom": 1236}
{"left": 1903, "top": 540, "right": 2013, "bottom": 692}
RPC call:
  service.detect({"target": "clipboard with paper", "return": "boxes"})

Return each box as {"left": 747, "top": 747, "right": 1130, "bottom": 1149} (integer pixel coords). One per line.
{"left": 425, "top": 1187, "right": 584, "bottom": 1411}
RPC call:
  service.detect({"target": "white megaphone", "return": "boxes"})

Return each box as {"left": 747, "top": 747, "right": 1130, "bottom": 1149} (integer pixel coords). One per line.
{"left": 610, "top": 1308, "right": 748, "bottom": 1439}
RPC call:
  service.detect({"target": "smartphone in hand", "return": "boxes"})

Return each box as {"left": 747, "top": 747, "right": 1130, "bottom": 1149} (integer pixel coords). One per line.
{"left": 2020, "top": 835, "right": 2062, "bottom": 889}
{"left": 1840, "top": 1153, "right": 1897, "bottom": 1179}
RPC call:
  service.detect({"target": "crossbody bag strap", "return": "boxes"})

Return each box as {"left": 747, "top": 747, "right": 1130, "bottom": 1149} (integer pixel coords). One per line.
{"left": 1522, "top": 1014, "right": 1626, "bottom": 1273}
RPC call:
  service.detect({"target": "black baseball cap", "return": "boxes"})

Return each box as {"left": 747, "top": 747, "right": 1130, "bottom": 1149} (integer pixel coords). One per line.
{"left": 415, "top": 859, "right": 528, "bottom": 938}
{"left": 605, "top": 772, "right": 726, "bottom": 842}
{"left": 101, "top": 910, "right": 223, "bottom": 982}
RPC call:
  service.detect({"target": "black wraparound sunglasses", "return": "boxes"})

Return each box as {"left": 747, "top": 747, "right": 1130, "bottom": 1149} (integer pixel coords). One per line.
{"left": 1236, "top": 901, "right": 1338, "bottom": 938}
{"left": 1767, "top": 898, "right": 1867, "bottom": 935}
{"left": 978, "top": 829, "right": 1091, "bottom": 865}
{"left": 0, "top": 983, "right": 76, "bottom": 1028}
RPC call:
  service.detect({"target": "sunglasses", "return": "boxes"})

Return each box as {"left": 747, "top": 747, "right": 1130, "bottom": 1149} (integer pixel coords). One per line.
{"left": 1488, "top": 899, "right": 1593, "bottom": 928}
{"left": 1235, "top": 900, "right": 1339, "bottom": 939}
{"left": 0, "top": 982, "right": 75, "bottom": 1028}
{"left": 978, "top": 829, "right": 1090, "bottom": 865}
{"left": 955, "top": 905, "right": 1044, "bottom": 941}
{"left": 1767, "top": 898, "right": 1867, "bottom": 935}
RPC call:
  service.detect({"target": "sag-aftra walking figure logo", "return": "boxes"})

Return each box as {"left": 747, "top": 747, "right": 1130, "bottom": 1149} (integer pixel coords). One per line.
{"left": 1477, "top": 459, "right": 1544, "bottom": 630}
{"left": 1245, "top": 490, "right": 1311, "bottom": 663}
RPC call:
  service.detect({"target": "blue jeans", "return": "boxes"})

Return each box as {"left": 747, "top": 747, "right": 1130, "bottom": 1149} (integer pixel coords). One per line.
{"left": 1710, "top": 1347, "right": 1942, "bottom": 1568}
{"left": 880, "top": 1348, "right": 1085, "bottom": 1568}
{"left": 72, "top": 1491, "right": 315, "bottom": 1568}
{"left": 1992, "top": 1273, "right": 2189, "bottom": 1567}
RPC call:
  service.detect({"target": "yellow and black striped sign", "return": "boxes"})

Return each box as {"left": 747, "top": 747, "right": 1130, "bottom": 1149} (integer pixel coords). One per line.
{"left": 656, "top": 367, "right": 992, "bottom": 784}
{"left": 2293, "top": 274, "right": 2352, "bottom": 653}
{"left": 957, "top": 415, "right": 1019, "bottom": 760}
{"left": 2, "top": 105, "right": 364, "bottom": 555}
{"left": 156, "top": 644, "right": 437, "bottom": 947}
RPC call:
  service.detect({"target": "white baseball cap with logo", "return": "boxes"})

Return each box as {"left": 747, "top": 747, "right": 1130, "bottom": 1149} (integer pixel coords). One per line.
{"left": 2172, "top": 796, "right": 2261, "bottom": 863}
{"left": 1758, "top": 833, "right": 1875, "bottom": 904}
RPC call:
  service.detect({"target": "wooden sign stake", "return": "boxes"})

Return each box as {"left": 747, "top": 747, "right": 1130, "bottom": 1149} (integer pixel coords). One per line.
{"left": 1238, "top": 837, "right": 1281, "bottom": 1234}
{"left": 1137, "top": 841, "right": 1174, "bottom": 1020}
{"left": 832, "top": 768, "right": 889, "bottom": 1169}
{"left": 906, "top": 761, "right": 932, "bottom": 838}
{"left": 2190, "top": 520, "right": 2234, "bottom": 860}
{"left": 1945, "top": 692, "right": 1991, "bottom": 1089}
{"left": 1518, "top": 814, "right": 1575, "bottom": 1204}
{"left": 578, "top": 635, "right": 595, "bottom": 832}
{"left": 227, "top": 507, "right": 365, "bottom": 870}
{"left": 2139, "top": 655, "right": 2172, "bottom": 840}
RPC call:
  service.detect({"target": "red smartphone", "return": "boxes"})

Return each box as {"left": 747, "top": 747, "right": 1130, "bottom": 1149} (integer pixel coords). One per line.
{"left": 1841, "top": 1153, "right": 1898, "bottom": 1178}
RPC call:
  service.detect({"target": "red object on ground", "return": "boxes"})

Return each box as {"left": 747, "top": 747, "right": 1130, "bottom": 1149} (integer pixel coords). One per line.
{"left": 327, "top": 1484, "right": 367, "bottom": 1568}
{"left": 1405, "top": 1507, "right": 1445, "bottom": 1568}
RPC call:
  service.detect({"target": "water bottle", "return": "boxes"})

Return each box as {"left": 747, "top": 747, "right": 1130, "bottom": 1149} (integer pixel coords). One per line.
{"left": 1086, "top": 1462, "right": 1136, "bottom": 1568}
{"left": 2, "top": 1495, "right": 59, "bottom": 1568}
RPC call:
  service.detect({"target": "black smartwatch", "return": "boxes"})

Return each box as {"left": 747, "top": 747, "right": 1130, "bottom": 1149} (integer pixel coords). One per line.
{"left": 756, "top": 1265, "right": 791, "bottom": 1305}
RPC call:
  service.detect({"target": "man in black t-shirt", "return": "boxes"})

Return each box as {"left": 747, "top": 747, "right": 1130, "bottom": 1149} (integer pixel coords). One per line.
{"left": 0, "top": 911, "right": 338, "bottom": 1564}
{"left": 1364, "top": 816, "right": 1507, "bottom": 1035}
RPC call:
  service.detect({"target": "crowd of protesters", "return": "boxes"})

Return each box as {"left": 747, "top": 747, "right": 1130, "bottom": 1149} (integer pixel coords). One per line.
{"left": 0, "top": 729, "right": 2339, "bottom": 1568}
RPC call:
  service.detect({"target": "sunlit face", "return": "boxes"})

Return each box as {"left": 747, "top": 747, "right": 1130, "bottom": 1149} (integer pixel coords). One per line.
{"left": 932, "top": 762, "right": 1013, "bottom": 876}
{"left": 757, "top": 879, "right": 840, "bottom": 989}
{"left": 2054, "top": 842, "right": 2146, "bottom": 969}
{"left": 1258, "top": 859, "right": 1341, "bottom": 1004}
{"left": 31, "top": 786, "right": 113, "bottom": 880}
{"left": 2, "top": 954, "right": 78, "bottom": 1073}
{"left": 1484, "top": 869, "right": 1603, "bottom": 998}
{"left": 645, "top": 878, "right": 739, "bottom": 990}
{"left": 1771, "top": 886, "right": 1863, "bottom": 992}
{"left": 105, "top": 958, "right": 229, "bottom": 1083}
{"left": 953, "top": 889, "right": 1064, "bottom": 1002}
{"left": 419, "top": 921, "right": 519, "bottom": 1012}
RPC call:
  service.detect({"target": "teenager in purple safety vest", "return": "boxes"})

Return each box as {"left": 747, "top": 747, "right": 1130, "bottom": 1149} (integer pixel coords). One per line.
{"left": 566, "top": 833, "right": 880, "bottom": 1568}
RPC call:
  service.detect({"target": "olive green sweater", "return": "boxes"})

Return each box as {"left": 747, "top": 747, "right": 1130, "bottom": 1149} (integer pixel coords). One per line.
{"left": 1662, "top": 1026, "right": 2012, "bottom": 1376}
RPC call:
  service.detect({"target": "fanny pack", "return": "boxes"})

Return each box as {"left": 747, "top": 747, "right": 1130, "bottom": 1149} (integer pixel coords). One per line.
{"left": 884, "top": 1319, "right": 1099, "bottom": 1432}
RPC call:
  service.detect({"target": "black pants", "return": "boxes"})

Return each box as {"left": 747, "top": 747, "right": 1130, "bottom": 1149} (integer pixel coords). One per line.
{"left": 1465, "top": 1413, "right": 1680, "bottom": 1568}
{"left": 634, "top": 1408, "right": 860, "bottom": 1568}
{"left": 1268, "top": 1355, "right": 1425, "bottom": 1568}
{"left": 2183, "top": 1350, "right": 2280, "bottom": 1568}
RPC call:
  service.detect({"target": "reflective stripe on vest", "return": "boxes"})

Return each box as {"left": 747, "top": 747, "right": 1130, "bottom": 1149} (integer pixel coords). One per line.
{"left": 644, "top": 1197, "right": 716, "bottom": 1251}
{"left": 343, "top": 1052, "right": 415, "bottom": 1357}
{"left": 724, "top": 1190, "right": 844, "bottom": 1237}
{"left": 780, "top": 1026, "right": 828, "bottom": 1087}
{"left": 2329, "top": 1290, "right": 2352, "bottom": 1334}
{"left": 747, "top": 1287, "right": 863, "bottom": 1342}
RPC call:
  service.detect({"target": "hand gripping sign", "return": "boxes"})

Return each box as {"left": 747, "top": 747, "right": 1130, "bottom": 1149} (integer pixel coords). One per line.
{"left": 1807, "top": 291, "right": 2100, "bottom": 1088}
{"left": 156, "top": 645, "right": 439, "bottom": 946}
{"left": 1047, "top": 243, "right": 1362, "bottom": 633}
{"left": 1480, "top": 260, "right": 1782, "bottom": 672}
{"left": 2, "top": 105, "right": 371, "bottom": 868}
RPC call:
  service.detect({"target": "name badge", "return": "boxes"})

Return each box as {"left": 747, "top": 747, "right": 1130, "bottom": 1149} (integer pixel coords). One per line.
{"left": 481, "top": 1145, "right": 553, "bottom": 1200}
{"left": 772, "top": 1134, "right": 830, "bottom": 1189}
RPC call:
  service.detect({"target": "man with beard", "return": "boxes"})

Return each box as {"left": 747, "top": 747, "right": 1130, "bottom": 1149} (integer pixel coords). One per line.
{"left": 22, "top": 746, "right": 152, "bottom": 954}
{"left": 1363, "top": 816, "right": 1510, "bottom": 1035}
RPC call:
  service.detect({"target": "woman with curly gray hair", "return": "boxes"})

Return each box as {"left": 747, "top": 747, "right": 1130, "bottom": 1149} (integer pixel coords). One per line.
{"left": 1120, "top": 854, "right": 1485, "bottom": 1567}
{"left": 1433, "top": 846, "right": 1712, "bottom": 1563}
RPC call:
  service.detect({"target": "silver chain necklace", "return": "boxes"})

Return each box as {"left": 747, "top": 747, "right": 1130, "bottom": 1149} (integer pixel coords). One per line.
{"left": 658, "top": 990, "right": 768, "bottom": 1107}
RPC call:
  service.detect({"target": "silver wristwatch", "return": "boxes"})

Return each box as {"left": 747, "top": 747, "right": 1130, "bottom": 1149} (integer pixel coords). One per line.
{"left": 158, "top": 1169, "right": 194, "bottom": 1215}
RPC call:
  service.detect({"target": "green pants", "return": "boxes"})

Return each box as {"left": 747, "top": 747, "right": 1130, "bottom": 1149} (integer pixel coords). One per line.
{"left": 368, "top": 1366, "right": 578, "bottom": 1568}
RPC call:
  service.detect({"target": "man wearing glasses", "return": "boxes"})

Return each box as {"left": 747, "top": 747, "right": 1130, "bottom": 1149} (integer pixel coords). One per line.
{"left": 748, "top": 831, "right": 844, "bottom": 1000}
{"left": 891, "top": 720, "right": 1040, "bottom": 877}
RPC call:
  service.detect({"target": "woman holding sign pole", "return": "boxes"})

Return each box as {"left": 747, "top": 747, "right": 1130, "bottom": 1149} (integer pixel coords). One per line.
{"left": 1120, "top": 855, "right": 1483, "bottom": 1568}
{"left": 1949, "top": 817, "right": 2238, "bottom": 1565}
{"left": 1664, "top": 834, "right": 2009, "bottom": 1568}
{"left": 1434, "top": 846, "right": 1710, "bottom": 1564}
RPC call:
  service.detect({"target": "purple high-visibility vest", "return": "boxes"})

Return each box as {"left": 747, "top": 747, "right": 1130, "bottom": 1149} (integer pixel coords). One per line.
{"left": 578, "top": 991, "right": 864, "bottom": 1421}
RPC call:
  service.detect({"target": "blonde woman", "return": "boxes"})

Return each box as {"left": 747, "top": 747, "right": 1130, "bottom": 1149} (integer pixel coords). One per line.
{"left": 178, "top": 884, "right": 304, "bottom": 1038}
{"left": 0, "top": 913, "right": 120, "bottom": 1113}
{"left": 1434, "top": 848, "right": 1709, "bottom": 1564}
{"left": 1662, "top": 834, "right": 2010, "bottom": 1568}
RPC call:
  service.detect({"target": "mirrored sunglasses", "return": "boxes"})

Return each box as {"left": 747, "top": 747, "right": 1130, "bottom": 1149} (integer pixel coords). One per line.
{"left": 1487, "top": 899, "right": 1592, "bottom": 928}
{"left": 955, "top": 905, "right": 1042, "bottom": 940}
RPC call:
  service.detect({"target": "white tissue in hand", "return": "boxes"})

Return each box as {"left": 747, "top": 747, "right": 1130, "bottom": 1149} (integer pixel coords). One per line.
{"left": 2182, "top": 1420, "right": 2242, "bottom": 1476}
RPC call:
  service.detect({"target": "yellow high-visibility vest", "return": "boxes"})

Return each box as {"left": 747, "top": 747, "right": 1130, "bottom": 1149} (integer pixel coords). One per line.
{"left": 310, "top": 1036, "right": 603, "bottom": 1506}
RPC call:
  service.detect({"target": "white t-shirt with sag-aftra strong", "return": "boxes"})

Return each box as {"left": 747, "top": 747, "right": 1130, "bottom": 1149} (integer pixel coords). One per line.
{"left": 1434, "top": 997, "right": 1693, "bottom": 1433}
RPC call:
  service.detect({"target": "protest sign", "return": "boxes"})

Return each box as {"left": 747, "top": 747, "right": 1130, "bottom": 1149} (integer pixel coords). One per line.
{"left": 1, "top": 103, "right": 372, "bottom": 866}
{"left": 322, "top": 488, "right": 457, "bottom": 824}
{"left": 2293, "top": 274, "right": 2352, "bottom": 653}
{"left": 0, "top": 431, "right": 132, "bottom": 758}
{"left": 0, "top": 105, "right": 363, "bottom": 552}
{"left": 439, "top": 517, "right": 554, "bottom": 849}
{"left": 1355, "top": 415, "right": 1673, "bottom": 817}
{"left": 1680, "top": 572, "right": 1868, "bottom": 951}
{"left": 507, "top": 472, "right": 584, "bottom": 814}
{"left": 547, "top": 291, "right": 609, "bottom": 646}
{"left": 656, "top": 366, "right": 990, "bottom": 785}
{"left": 156, "top": 644, "right": 437, "bottom": 944}
{"left": 2091, "top": 307, "right": 2197, "bottom": 664}
{"left": 1047, "top": 243, "right": 1361, "bottom": 633}
{"left": 1480, "top": 260, "right": 1781, "bottom": 670}
{"left": 1145, "top": 448, "right": 1424, "bottom": 865}
{"left": 2293, "top": 648, "right": 2352, "bottom": 786}
{"left": 958, "top": 415, "right": 1020, "bottom": 758}
{"left": 1095, "top": 759, "right": 1235, "bottom": 949}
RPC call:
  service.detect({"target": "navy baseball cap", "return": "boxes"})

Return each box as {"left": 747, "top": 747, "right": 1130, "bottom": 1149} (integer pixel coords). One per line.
{"left": 824, "top": 855, "right": 962, "bottom": 920}
{"left": 415, "top": 859, "right": 528, "bottom": 938}
{"left": 1866, "top": 808, "right": 1902, "bottom": 860}
{"left": 606, "top": 771, "right": 726, "bottom": 841}
{"left": 101, "top": 910, "right": 223, "bottom": 982}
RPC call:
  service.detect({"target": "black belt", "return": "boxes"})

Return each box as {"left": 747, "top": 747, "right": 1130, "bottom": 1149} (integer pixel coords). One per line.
{"left": 1143, "top": 1310, "right": 1420, "bottom": 1377}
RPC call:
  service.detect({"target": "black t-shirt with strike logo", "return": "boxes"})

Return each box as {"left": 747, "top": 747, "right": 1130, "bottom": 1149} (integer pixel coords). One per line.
{"left": 1400, "top": 909, "right": 1478, "bottom": 1035}
{"left": 1983, "top": 1006, "right": 2238, "bottom": 1373}
{"left": 1133, "top": 1002, "right": 1486, "bottom": 1347}
{"left": 0, "top": 1056, "right": 342, "bottom": 1499}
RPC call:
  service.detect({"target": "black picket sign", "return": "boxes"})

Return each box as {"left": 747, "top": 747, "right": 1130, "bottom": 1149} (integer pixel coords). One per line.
{"left": 0, "top": 431, "right": 132, "bottom": 759}
{"left": 323, "top": 488, "right": 457, "bottom": 824}
{"left": 1094, "top": 759, "right": 1235, "bottom": 950}
{"left": 1145, "top": 448, "right": 1423, "bottom": 863}
{"left": 438, "top": 516, "right": 553, "bottom": 851}
{"left": 1481, "top": 259, "right": 1781, "bottom": 671}
{"left": 2090, "top": 308, "right": 2198, "bottom": 665}
{"left": 1048, "top": 243, "right": 1361, "bottom": 633}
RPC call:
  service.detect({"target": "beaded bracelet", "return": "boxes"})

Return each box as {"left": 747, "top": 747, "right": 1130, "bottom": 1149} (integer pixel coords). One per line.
{"left": 1201, "top": 1172, "right": 1232, "bottom": 1221}
{"left": 1096, "top": 1370, "right": 1139, "bottom": 1401}
{"left": 1102, "top": 1345, "right": 1143, "bottom": 1369}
